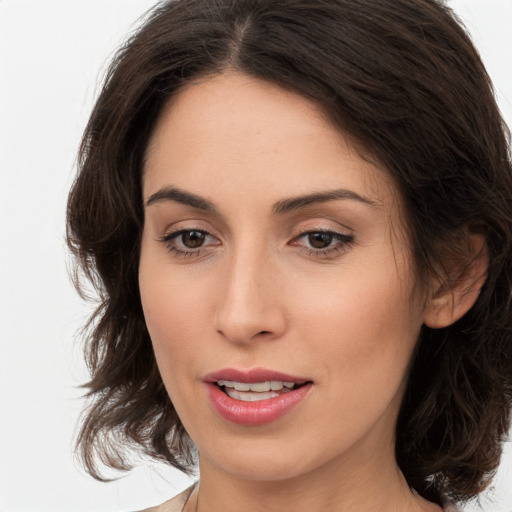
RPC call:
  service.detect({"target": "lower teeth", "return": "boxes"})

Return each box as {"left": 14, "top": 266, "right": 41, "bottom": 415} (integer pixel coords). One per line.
{"left": 222, "top": 388, "right": 291, "bottom": 402}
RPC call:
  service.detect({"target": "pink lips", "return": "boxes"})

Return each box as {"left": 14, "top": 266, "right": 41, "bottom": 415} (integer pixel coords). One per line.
{"left": 203, "top": 368, "right": 313, "bottom": 426}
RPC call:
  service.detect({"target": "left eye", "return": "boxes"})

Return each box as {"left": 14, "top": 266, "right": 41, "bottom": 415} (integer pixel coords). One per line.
{"left": 305, "top": 231, "right": 336, "bottom": 249}
{"left": 293, "top": 230, "right": 353, "bottom": 253}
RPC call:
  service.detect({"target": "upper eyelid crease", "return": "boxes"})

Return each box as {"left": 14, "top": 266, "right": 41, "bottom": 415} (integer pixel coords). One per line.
{"left": 145, "top": 186, "right": 378, "bottom": 214}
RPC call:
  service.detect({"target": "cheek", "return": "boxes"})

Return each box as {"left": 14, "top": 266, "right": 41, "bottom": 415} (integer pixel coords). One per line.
{"left": 140, "top": 273, "right": 207, "bottom": 360}
{"left": 293, "top": 259, "right": 422, "bottom": 388}
{"left": 139, "top": 270, "right": 207, "bottom": 434}
{"left": 138, "top": 243, "right": 206, "bottom": 372}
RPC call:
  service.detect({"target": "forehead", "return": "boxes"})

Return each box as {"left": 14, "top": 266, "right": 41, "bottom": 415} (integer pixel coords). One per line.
{"left": 143, "top": 71, "right": 397, "bottom": 210}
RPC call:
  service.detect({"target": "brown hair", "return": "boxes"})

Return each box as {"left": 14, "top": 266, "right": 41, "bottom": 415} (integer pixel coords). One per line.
{"left": 67, "top": 0, "right": 512, "bottom": 505}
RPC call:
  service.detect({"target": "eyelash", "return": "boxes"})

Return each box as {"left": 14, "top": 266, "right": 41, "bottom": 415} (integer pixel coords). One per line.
{"left": 159, "top": 229, "right": 218, "bottom": 258}
{"left": 293, "top": 229, "right": 354, "bottom": 257}
{"left": 159, "top": 228, "right": 354, "bottom": 259}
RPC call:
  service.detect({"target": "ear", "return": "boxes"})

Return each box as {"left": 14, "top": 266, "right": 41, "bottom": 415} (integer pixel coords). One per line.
{"left": 423, "top": 232, "right": 488, "bottom": 329}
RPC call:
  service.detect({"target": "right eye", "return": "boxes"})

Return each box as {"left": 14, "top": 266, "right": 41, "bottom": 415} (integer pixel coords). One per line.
{"left": 160, "top": 229, "right": 220, "bottom": 257}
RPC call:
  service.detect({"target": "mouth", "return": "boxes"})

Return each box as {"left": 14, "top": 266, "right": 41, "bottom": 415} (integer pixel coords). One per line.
{"left": 215, "top": 380, "right": 308, "bottom": 402}
{"left": 203, "top": 368, "right": 313, "bottom": 425}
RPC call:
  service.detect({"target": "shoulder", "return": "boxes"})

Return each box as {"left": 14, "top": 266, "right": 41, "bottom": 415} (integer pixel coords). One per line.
{"left": 135, "top": 485, "right": 196, "bottom": 512}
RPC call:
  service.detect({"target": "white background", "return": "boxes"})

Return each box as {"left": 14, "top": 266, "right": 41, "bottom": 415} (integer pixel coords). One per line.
{"left": 0, "top": 1, "right": 511, "bottom": 511}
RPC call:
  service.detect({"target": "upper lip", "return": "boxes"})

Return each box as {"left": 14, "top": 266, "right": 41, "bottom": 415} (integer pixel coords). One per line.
{"left": 203, "top": 368, "right": 310, "bottom": 384}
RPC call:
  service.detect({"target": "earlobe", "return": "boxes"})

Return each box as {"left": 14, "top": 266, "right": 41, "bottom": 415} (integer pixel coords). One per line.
{"left": 423, "top": 233, "right": 488, "bottom": 329}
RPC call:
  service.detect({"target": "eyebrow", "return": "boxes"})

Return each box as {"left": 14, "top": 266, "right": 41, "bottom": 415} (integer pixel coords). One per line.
{"left": 146, "top": 186, "right": 217, "bottom": 212}
{"left": 272, "top": 189, "right": 378, "bottom": 214}
{"left": 145, "top": 186, "right": 377, "bottom": 214}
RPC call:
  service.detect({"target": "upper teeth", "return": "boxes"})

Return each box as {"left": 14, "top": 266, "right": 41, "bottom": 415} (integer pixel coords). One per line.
{"left": 217, "top": 380, "right": 296, "bottom": 392}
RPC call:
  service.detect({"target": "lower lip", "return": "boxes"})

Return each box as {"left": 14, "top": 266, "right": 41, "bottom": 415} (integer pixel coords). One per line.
{"left": 205, "top": 382, "right": 313, "bottom": 425}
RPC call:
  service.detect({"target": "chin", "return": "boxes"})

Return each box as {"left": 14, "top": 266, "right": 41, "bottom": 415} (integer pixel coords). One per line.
{"left": 197, "top": 434, "right": 337, "bottom": 483}
{"left": 216, "top": 458, "right": 311, "bottom": 482}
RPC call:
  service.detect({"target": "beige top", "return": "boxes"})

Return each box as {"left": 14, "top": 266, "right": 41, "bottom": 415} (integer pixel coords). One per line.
{"left": 137, "top": 485, "right": 195, "bottom": 512}
{"left": 139, "top": 485, "right": 461, "bottom": 512}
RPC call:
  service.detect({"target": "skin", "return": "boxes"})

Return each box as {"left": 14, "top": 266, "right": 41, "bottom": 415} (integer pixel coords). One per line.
{"left": 139, "top": 71, "right": 445, "bottom": 512}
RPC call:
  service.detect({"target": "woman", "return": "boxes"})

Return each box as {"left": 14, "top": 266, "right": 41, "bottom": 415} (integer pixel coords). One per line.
{"left": 66, "top": 0, "right": 512, "bottom": 511}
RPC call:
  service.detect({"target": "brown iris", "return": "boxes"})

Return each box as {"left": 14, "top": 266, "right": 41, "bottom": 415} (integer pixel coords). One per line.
{"left": 181, "top": 230, "right": 206, "bottom": 248}
{"left": 308, "top": 232, "right": 334, "bottom": 249}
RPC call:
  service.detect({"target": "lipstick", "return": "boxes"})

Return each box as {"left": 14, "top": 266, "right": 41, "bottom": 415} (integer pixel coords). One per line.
{"left": 203, "top": 368, "right": 313, "bottom": 425}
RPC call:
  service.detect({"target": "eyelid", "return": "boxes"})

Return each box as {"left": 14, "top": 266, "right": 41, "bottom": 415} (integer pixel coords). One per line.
{"left": 291, "top": 228, "right": 354, "bottom": 245}
{"left": 159, "top": 218, "right": 223, "bottom": 242}
{"left": 289, "top": 219, "right": 354, "bottom": 240}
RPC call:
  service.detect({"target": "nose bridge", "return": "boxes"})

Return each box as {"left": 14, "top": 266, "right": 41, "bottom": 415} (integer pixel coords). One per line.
{"left": 215, "top": 238, "right": 285, "bottom": 343}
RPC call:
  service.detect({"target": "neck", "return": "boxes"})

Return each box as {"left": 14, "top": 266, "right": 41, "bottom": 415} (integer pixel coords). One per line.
{"left": 187, "top": 444, "right": 441, "bottom": 512}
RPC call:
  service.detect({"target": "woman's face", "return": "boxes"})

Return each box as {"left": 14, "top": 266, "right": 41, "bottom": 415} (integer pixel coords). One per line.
{"left": 139, "top": 72, "right": 428, "bottom": 482}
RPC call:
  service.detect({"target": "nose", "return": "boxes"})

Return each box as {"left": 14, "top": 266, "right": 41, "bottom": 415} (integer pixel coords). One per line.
{"left": 214, "top": 248, "right": 287, "bottom": 345}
